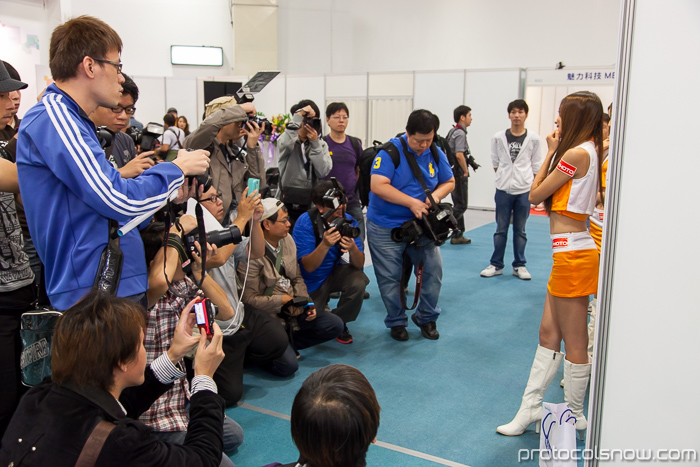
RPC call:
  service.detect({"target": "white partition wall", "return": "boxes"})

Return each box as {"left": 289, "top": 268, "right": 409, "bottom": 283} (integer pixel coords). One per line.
{"left": 413, "top": 70, "right": 465, "bottom": 135}
{"left": 590, "top": 1, "right": 700, "bottom": 465}
{"left": 165, "top": 78, "right": 198, "bottom": 127}
{"left": 285, "top": 75, "right": 325, "bottom": 117}
{"left": 132, "top": 77, "right": 166, "bottom": 127}
{"left": 464, "top": 69, "right": 524, "bottom": 210}
{"left": 325, "top": 74, "right": 368, "bottom": 143}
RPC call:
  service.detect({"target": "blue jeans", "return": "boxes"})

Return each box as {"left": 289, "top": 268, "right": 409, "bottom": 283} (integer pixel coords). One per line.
{"left": 367, "top": 220, "right": 442, "bottom": 328}
{"left": 153, "top": 415, "right": 243, "bottom": 467}
{"left": 490, "top": 189, "right": 530, "bottom": 269}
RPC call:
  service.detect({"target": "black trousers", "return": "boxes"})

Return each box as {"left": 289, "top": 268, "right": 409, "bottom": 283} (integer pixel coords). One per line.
{"left": 0, "top": 284, "right": 37, "bottom": 439}
{"left": 452, "top": 173, "right": 469, "bottom": 232}
{"left": 309, "top": 264, "right": 369, "bottom": 324}
{"left": 213, "top": 306, "right": 289, "bottom": 406}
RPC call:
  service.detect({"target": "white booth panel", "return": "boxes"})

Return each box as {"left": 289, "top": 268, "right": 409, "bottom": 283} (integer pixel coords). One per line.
{"left": 368, "top": 98, "right": 413, "bottom": 144}
{"left": 324, "top": 98, "right": 368, "bottom": 145}
{"left": 325, "top": 74, "right": 367, "bottom": 98}
{"left": 165, "top": 78, "right": 197, "bottom": 129}
{"left": 133, "top": 76, "right": 166, "bottom": 127}
{"left": 414, "top": 71, "right": 465, "bottom": 135}
{"left": 368, "top": 73, "right": 413, "bottom": 97}
{"left": 464, "top": 69, "right": 523, "bottom": 210}
{"left": 285, "top": 75, "right": 325, "bottom": 115}
{"left": 253, "top": 74, "right": 286, "bottom": 120}
{"left": 524, "top": 86, "right": 543, "bottom": 137}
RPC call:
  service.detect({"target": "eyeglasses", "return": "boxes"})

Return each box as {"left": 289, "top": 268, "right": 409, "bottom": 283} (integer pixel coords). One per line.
{"left": 93, "top": 58, "right": 123, "bottom": 74}
{"left": 274, "top": 217, "right": 291, "bottom": 224}
{"left": 330, "top": 115, "right": 349, "bottom": 121}
{"left": 111, "top": 106, "right": 136, "bottom": 115}
{"left": 199, "top": 192, "right": 223, "bottom": 204}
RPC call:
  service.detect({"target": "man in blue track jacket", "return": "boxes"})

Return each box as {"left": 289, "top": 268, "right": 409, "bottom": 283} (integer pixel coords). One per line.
{"left": 16, "top": 16, "right": 211, "bottom": 310}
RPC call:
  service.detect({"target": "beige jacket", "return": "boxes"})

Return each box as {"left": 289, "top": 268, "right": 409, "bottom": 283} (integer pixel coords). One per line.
{"left": 236, "top": 235, "right": 308, "bottom": 319}
{"left": 184, "top": 106, "right": 265, "bottom": 218}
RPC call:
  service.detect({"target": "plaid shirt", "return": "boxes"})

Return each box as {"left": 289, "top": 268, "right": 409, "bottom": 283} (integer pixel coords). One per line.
{"left": 139, "top": 277, "right": 203, "bottom": 432}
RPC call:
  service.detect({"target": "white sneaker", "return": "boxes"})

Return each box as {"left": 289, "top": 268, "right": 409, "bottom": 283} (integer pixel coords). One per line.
{"left": 480, "top": 265, "right": 503, "bottom": 277}
{"left": 513, "top": 266, "right": 532, "bottom": 280}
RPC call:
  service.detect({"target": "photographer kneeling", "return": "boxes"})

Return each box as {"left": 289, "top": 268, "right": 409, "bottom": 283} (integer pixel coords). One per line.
{"left": 293, "top": 180, "right": 369, "bottom": 344}
{"left": 0, "top": 292, "right": 228, "bottom": 466}
{"left": 366, "top": 110, "right": 455, "bottom": 342}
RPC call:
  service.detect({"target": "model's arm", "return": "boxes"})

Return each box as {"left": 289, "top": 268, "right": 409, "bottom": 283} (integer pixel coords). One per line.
{"left": 530, "top": 132, "right": 590, "bottom": 205}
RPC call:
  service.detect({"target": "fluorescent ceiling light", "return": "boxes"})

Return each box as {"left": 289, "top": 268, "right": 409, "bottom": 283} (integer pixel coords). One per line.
{"left": 171, "top": 45, "right": 223, "bottom": 67}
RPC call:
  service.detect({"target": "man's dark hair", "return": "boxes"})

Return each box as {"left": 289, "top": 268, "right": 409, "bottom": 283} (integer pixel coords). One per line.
{"left": 290, "top": 99, "right": 320, "bottom": 118}
{"left": 603, "top": 113, "right": 611, "bottom": 124}
{"left": 49, "top": 15, "right": 122, "bottom": 81}
{"left": 453, "top": 105, "right": 471, "bottom": 123}
{"left": 52, "top": 291, "right": 145, "bottom": 392}
{"left": 163, "top": 113, "right": 176, "bottom": 127}
{"left": 2, "top": 61, "right": 21, "bottom": 81}
{"left": 311, "top": 179, "right": 346, "bottom": 206}
{"left": 325, "top": 102, "right": 349, "bottom": 119}
{"left": 291, "top": 364, "right": 380, "bottom": 467}
{"left": 405, "top": 109, "right": 436, "bottom": 135}
{"left": 507, "top": 99, "right": 529, "bottom": 114}
{"left": 140, "top": 221, "right": 166, "bottom": 268}
{"left": 121, "top": 73, "right": 139, "bottom": 103}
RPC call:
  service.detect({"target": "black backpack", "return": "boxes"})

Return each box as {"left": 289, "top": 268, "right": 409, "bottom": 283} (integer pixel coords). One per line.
{"left": 443, "top": 127, "right": 462, "bottom": 170}
{"left": 357, "top": 139, "right": 442, "bottom": 208}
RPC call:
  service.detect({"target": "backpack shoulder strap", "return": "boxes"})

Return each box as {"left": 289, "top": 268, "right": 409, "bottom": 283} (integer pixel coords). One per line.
{"left": 348, "top": 135, "right": 362, "bottom": 160}
{"left": 383, "top": 141, "right": 401, "bottom": 168}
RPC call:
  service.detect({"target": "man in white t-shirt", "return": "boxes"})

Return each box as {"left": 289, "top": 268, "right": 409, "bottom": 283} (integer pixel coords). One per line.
{"left": 159, "top": 112, "right": 185, "bottom": 158}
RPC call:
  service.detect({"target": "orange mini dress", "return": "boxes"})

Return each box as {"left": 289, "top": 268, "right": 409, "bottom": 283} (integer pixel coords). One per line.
{"left": 547, "top": 141, "right": 600, "bottom": 298}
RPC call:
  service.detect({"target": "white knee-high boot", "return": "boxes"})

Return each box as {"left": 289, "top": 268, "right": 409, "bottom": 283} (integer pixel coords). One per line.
{"left": 497, "top": 345, "right": 564, "bottom": 436}
{"left": 587, "top": 298, "right": 597, "bottom": 361}
{"left": 563, "top": 359, "right": 591, "bottom": 436}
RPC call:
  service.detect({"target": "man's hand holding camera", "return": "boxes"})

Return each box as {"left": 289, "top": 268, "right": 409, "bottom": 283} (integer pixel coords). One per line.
{"left": 118, "top": 151, "right": 156, "bottom": 179}
{"left": 173, "top": 148, "right": 211, "bottom": 176}
{"left": 166, "top": 300, "right": 202, "bottom": 364}
{"left": 296, "top": 105, "right": 319, "bottom": 142}
{"left": 241, "top": 119, "right": 265, "bottom": 149}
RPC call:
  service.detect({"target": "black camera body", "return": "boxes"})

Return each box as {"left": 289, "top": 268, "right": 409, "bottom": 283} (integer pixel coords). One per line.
{"left": 248, "top": 115, "right": 273, "bottom": 136}
{"left": 186, "top": 173, "right": 213, "bottom": 193}
{"left": 303, "top": 116, "right": 322, "bottom": 134}
{"left": 467, "top": 155, "right": 480, "bottom": 171}
{"left": 128, "top": 122, "right": 164, "bottom": 152}
{"left": 391, "top": 204, "right": 459, "bottom": 246}
{"left": 328, "top": 216, "right": 360, "bottom": 239}
{"left": 184, "top": 225, "right": 242, "bottom": 259}
{"left": 96, "top": 126, "right": 114, "bottom": 150}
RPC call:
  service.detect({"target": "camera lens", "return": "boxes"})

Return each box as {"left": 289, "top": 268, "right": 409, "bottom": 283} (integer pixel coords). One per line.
{"left": 206, "top": 225, "right": 242, "bottom": 248}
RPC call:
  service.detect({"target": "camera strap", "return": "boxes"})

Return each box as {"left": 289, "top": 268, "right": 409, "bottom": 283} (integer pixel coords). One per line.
{"left": 92, "top": 219, "right": 123, "bottom": 295}
{"left": 399, "top": 253, "right": 424, "bottom": 311}
{"left": 399, "top": 137, "right": 440, "bottom": 209}
{"left": 161, "top": 204, "right": 208, "bottom": 298}
{"left": 264, "top": 241, "right": 285, "bottom": 296}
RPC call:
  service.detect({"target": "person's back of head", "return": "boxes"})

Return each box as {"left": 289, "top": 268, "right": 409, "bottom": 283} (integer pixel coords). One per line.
{"left": 163, "top": 113, "right": 176, "bottom": 127}
{"left": 52, "top": 291, "right": 145, "bottom": 392}
{"left": 49, "top": 15, "right": 122, "bottom": 82}
{"left": 311, "top": 179, "right": 346, "bottom": 207}
{"left": 291, "top": 364, "right": 380, "bottom": 467}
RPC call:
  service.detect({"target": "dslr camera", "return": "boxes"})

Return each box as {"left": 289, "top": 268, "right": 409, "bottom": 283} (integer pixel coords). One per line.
{"left": 467, "top": 155, "right": 480, "bottom": 171}
{"left": 127, "top": 122, "right": 164, "bottom": 152}
{"left": 183, "top": 224, "right": 243, "bottom": 260}
{"left": 320, "top": 178, "right": 360, "bottom": 239}
{"left": 247, "top": 115, "right": 273, "bottom": 136}
{"left": 391, "top": 203, "right": 459, "bottom": 246}
{"left": 303, "top": 115, "right": 322, "bottom": 134}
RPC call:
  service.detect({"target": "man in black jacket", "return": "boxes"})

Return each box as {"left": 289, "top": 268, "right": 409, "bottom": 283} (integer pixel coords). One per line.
{"left": 0, "top": 292, "right": 228, "bottom": 467}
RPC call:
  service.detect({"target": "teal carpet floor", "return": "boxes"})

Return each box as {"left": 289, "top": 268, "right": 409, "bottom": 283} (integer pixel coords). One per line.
{"left": 224, "top": 215, "right": 588, "bottom": 466}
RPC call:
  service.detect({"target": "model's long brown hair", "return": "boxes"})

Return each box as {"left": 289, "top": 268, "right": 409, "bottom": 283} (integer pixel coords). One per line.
{"left": 545, "top": 91, "right": 605, "bottom": 214}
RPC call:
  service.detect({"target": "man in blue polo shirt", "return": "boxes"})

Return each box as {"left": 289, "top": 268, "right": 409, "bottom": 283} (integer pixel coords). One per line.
{"left": 366, "top": 109, "right": 455, "bottom": 341}
{"left": 293, "top": 180, "right": 369, "bottom": 344}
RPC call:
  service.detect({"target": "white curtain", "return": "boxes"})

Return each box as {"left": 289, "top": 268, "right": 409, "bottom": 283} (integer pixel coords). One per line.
{"left": 368, "top": 98, "right": 413, "bottom": 144}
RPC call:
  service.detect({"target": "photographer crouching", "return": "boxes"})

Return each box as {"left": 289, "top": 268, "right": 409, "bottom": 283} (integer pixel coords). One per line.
{"left": 366, "top": 110, "right": 455, "bottom": 342}
{"left": 293, "top": 179, "right": 369, "bottom": 344}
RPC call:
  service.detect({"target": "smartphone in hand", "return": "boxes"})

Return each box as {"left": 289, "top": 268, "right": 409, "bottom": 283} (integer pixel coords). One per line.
{"left": 247, "top": 178, "right": 260, "bottom": 195}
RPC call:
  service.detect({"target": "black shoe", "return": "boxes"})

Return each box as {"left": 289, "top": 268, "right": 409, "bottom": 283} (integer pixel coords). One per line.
{"left": 390, "top": 325, "right": 409, "bottom": 341}
{"left": 411, "top": 313, "right": 439, "bottom": 340}
{"left": 363, "top": 291, "right": 370, "bottom": 299}
{"left": 329, "top": 292, "right": 340, "bottom": 299}
{"left": 336, "top": 326, "right": 353, "bottom": 344}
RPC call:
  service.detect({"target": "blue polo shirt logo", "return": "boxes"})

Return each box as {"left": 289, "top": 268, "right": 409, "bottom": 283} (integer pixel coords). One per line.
{"left": 429, "top": 162, "right": 435, "bottom": 177}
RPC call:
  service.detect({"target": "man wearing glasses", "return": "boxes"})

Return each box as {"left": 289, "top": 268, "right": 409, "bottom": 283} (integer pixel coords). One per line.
{"left": 323, "top": 102, "right": 366, "bottom": 243}
{"left": 91, "top": 73, "right": 155, "bottom": 177}
{"left": 16, "top": 16, "right": 210, "bottom": 311}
